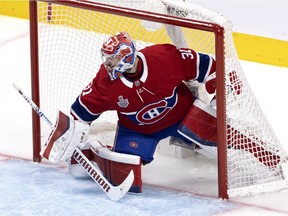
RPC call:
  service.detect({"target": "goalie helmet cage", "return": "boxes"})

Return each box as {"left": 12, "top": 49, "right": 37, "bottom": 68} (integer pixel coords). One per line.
{"left": 29, "top": 0, "right": 288, "bottom": 199}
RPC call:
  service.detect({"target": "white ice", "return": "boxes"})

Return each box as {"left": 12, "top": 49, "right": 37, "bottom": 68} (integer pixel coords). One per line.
{"left": 1, "top": 16, "right": 288, "bottom": 216}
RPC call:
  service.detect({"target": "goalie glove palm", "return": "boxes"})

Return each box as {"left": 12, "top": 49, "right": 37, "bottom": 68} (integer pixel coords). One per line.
{"left": 41, "top": 110, "right": 89, "bottom": 163}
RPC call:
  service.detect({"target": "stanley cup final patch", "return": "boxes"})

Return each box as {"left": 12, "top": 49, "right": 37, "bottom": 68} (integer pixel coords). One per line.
{"left": 117, "top": 96, "right": 129, "bottom": 108}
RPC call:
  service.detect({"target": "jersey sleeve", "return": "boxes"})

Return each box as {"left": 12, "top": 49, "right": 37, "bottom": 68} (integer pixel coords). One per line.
{"left": 175, "top": 47, "right": 216, "bottom": 83}
{"left": 194, "top": 52, "right": 216, "bottom": 84}
{"left": 70, "top": 95, "right": 101, "bottom": 123}
{"left": 70, "top": 66, "right": 111, "bottom": 123}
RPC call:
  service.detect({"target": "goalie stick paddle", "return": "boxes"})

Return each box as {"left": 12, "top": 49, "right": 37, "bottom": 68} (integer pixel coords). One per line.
{"left": 12, "top": 82, "right": 134, "bottom": 201}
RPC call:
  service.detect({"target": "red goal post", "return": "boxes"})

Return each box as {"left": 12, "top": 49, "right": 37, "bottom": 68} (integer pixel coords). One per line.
{"left": 29, "top": 0, "right": 288, "bottom": 199}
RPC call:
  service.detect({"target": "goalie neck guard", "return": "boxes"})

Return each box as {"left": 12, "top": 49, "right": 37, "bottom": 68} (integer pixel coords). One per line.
{"left": 101, "top": 32, "right": 137, "bottom": 81}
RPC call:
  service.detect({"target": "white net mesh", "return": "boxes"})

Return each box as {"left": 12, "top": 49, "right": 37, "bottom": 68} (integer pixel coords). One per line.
{"left": 34, "top": 0, "right": 288, "bottom": 197}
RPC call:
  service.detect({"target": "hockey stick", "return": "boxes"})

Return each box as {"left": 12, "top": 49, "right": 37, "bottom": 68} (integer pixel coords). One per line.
{"left": 12, "top": 82, "right": 134, "bottom": 201}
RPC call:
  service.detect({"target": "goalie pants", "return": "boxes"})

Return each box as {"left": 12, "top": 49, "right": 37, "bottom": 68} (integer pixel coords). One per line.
{"left": 113, "top": 121, "right": 193, "bottom": 164}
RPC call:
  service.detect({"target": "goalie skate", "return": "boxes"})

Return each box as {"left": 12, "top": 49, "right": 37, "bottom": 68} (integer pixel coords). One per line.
{"left": 169, "top": 136, "right": 196, "bottom": 150}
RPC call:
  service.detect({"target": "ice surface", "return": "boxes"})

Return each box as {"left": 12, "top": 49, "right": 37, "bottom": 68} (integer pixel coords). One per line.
{"left": 0, "top": 158, "right": 237, "bottom": 216}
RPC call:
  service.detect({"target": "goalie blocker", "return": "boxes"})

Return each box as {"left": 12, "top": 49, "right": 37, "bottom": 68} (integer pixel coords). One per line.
{"left": 40, "top": 110, "right": 90, "bottom": 162}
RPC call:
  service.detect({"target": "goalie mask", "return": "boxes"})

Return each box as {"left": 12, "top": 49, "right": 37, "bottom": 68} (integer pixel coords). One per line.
{"left": 101, "top": 32, "right": 136, "bottom": 81}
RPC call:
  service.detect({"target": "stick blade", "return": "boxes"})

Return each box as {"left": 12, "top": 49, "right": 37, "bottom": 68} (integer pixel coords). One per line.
{"left": 108, "top": 170, "right": 134, "bottom": 201}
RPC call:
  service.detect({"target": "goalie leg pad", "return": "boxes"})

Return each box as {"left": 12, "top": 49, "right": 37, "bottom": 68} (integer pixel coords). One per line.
{"left": 92, "top": 152, "right": 142, "bottom": 194}
{"left": 41, "top": 110, "right": 90, "bottom": 163}
{"left": 178, "top": 99, "right": 217, "bottom": 147}
{"left": 69, "top": 142, "right": 142, "bottom": 193}
{"left": 178, "top": 100, "right": 281, "bottom": 167}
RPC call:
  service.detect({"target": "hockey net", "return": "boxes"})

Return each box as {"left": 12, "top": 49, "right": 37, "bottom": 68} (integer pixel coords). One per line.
{"left": 30, "top": 0, "right": 288, "bottom": 198}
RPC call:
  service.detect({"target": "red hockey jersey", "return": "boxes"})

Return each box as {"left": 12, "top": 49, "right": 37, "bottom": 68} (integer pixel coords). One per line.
{"left": 71, "top": 44, "right": 216, "bottom": 134}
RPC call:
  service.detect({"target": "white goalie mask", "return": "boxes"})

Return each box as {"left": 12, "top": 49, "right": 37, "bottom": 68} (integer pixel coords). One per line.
{"left": 101, "top": 32, "right": 136, "bottom": 81}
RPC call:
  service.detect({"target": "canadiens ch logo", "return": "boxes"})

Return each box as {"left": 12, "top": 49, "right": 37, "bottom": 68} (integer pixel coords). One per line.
{"left": 119, "top": 87, "right": 178, "bottom": 125}
{"left": 129, "top": 141, "right": 138, "bottom": 149}
{"left": 117, "top": 96, "right": 129, "bottom": 108}
{"left": 136, "top": 87, "right": 178, "bottom": 124}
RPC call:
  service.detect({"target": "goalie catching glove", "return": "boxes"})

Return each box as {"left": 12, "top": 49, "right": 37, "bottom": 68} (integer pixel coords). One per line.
{"left": 40, "top": 110, "right": 90, "bottom": 163}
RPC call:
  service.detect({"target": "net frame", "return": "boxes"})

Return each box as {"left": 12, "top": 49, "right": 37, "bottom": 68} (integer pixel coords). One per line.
{"left": 29, "top": 0, "right": 226, "bottom": 198}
